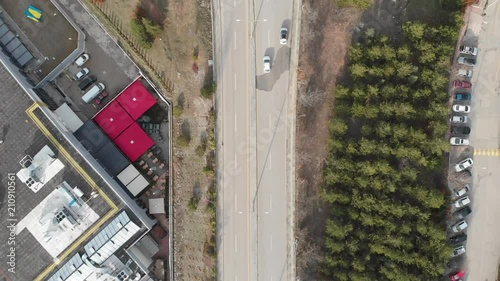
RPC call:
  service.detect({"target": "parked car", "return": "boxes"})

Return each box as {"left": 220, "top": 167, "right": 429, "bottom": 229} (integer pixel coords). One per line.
{"left": 451, "top": 245, "right": 466, "bottom": 257}
{"left": 450, "top": 137, "right": 469, "bottom": 146}
{"left": 93, "top": 91, "right": 109, "bottom": 105}
{"left": 452, "top": 104, "right": 471, "bottom": 113}
{"left": 451, "top": 220, "right": 468, "bottom": 232}
{"left": 460, "top": 45, "right": 478, "bottom": 56}
{"left": 458, "top": 56, "right": 476, "bottom": 66}
{"left": 75, "top": 67, "right": 89, "bottom": 80}
{"left": 454, "top": 158, "right": 473, "bottom": 172}
{"left": 453, "top": 80, "right": 472, "bottom": 89}
{"left": 263, "top": 56, "right": 271, "bottom": 73}
{"left": 455, "top": 206, "right": 472, "bottom": 219}
{"left": 454, "top": 196, "right": 471, "bottom": 208}
{"left": 78, "top": 75, "right": 97, "bottom": 91}
{"left": 458, "top": 69, "right": 473, "bottom": 77}
{"left": 449, "top": 234, "right": 467, "bottom": 245}
{"left": 280, "top": 27, "right": 288, "bottom": 44}
{"left": 454, "top": 93, "right": 471, "bottom": 100}
{"left": 454, "top": 185, "right": 470, "bottom": 197}
{"left": 449, "top": 270, "right": 466, "bottom": 281}
{"left": 451, "top": 126, "right": 471, "bottom": 135}
{"left": 75, "top": 53, "right": 90, "bottom": 66}
{"left": 451, "top": 116, "right": 469, "bottom": 123}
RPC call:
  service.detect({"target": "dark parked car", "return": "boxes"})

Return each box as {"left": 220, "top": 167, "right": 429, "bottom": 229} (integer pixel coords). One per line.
{"left": 454, "top": 93, "right": 471, "bottom": 100}
{"left": 456, "top": 206, "right": 472, "bottom": 219}
{"left": 78, "top": 75, "right": 97, "bottom": 91}
{"left": 451, "top": 126, "right": 471, "bottom": 135}
{"left": 449, "top": 233, "right": 467, "bottom": 245}
{"left": 458, "top": 56, "right": 476, "bottom": 66}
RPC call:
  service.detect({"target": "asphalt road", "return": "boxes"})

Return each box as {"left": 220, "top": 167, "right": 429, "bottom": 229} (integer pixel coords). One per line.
{"left": 217, "top": 0, "right": 254, "bottom": 280}
{"left": 463, "top": 1, "right": 500, "bottom": 279}
{"left": 254, "top": 0, "right": 292, "bottom": 280}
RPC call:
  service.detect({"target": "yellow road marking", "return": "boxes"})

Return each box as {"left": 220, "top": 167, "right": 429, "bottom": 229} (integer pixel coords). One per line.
{"left": 474, "top": 148, "right": 500, "bottom": 156}
{"left": 25, "top": 103, "right": 118, "bottom": 281}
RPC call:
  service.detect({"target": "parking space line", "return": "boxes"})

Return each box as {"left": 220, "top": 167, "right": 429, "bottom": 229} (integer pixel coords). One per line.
{"left": 26, "top": 103, "right": 119, "bottom": 281}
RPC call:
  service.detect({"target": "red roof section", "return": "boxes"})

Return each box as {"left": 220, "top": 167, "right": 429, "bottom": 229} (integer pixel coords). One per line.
{"left": 93, "top": 101, "right": 134, "bottom": 140}
{"left": 114, "top": 122, "right": 154, "bottom": 162}
{"left": 117, "top": 80, "right": 157, "bottom": 120}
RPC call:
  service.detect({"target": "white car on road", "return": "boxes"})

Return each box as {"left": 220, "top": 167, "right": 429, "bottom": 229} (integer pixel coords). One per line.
{"left": 280, "top": 28, "right": 288, "bottom": 45}
{"left": 451, "top": 245, "right": 466, "bottom": 257}
{"left": 460, "top": 46, "right": 478, "bottom": 56}
{"left": 453, "top": 104, "right": 471, "bottom": 113}
{"left": 450, "top": 137, "right": 469, "bottom": 146}
{"left": 454, "top": 185, "right": 470, "bottom": 197}
{"left": 458, "top": 69, "right": 473, "bottom": 78}
{"left": 454, "top": 158, "right": 473, "bottom": 172}
{"left": 454, "top": 196, "right": 471, "bottom": 208}
{"left": 75, "top": 68, "right": 89, "bottom": 80}
{"left": 451, "top": 116, "right": 468, "bottom": 123}
{"left": 263, "top": 56, "right": 271, "bottom": 73}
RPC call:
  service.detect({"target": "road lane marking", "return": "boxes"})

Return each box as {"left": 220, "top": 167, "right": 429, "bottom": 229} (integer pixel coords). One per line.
{"left": 269, "top": 154, "right": 272, "bottom": 170}
{"left": 235, "top": 235, "right": 238, "bottom": 252}
{"left": 234, "top": 0, "right": 236, "bottom": 6}
{"left": 269, "top": 113, "right": 272, "bottom": 128}
{"left": 268, "top": 31, "right": 271, "bottom": 46}
{"left": 235, "top": 193, "right": 237, "bottom": 211}
{"left": 474, "top": 148, "right": 500, "bottom": 156}
{"left": 235, "top": 154, "right": 238, "bottom": 170}
{"left": 234, "top": 114, "right": 237, "bottom": 132}
{"left": 234, "top": 73, "right": 237, "bottom": 90}
{"left": 234, "top": 32, "right": 237, "bottom": 49}
{"left": 270, "top": 195, "right": 273, "bottom": 212}
{"left": 270, "top": 235, "right": 273, "bottom": 251}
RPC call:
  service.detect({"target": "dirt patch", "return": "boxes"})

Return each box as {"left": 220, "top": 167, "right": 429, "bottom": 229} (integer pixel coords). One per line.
{"left": 295, "top": 0, "right": 363, "bottom": 280}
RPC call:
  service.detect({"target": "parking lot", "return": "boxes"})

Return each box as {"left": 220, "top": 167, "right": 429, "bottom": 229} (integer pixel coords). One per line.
{"left": 447, "top": 1, "right": 500, "bottom": 280}
{"left": 0, "top": 0, "right": 77, "bottom": 77}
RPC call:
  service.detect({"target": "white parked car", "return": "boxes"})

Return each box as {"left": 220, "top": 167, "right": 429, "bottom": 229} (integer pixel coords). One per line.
{"left": 451, "top": 245, "right": 466, "bottom": 257}
{"left": 75, "top": 53, "right": 90, "bottom": 66}
{"left": 460, "top": 46, "right": 478, "bottom": 56}
{"left": 458, "top": 69, "right": 473, "bottom": 78}
{"left": 450, "top": 137, "right": 469, "bottom": 146}
{"left": 451, "top": 116, "right": 468, "bottom": 123}
{"left": 454, "top": 158, "right": 473, "bottom": 172}
{"left": 263, "top": 56, "right": 271, "bottom": 73}
{"left": 454, "top": 185, "right": 470, "bottom": 197}
{"left": 454, "top": 196, "right": 471, "bottom": 208}
{"left": 451, "top": 220, "right": 468, "bottom": 232}
{"left": 75, "top": 67, "right": 89, "bottom": 80}
{"left": 452, "top": 104, "right": 471, "bottom": 113}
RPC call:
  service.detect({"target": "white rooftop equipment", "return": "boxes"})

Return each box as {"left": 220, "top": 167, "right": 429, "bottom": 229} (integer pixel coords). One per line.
{"left": 16, "top": 145, "right": 65, "bottom": 192}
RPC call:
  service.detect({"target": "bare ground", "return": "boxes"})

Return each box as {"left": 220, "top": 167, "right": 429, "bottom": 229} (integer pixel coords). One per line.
{"left": 87, "top": 0, "right": 216, "bottom": 280}
{"left": 294, "top": 1, "right": 364, "bottom": 280}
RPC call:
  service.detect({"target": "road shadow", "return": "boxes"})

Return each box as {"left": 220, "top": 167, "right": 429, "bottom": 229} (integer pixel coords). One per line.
{"left": 256, "top": 46, "right": 291, "bottom": 91}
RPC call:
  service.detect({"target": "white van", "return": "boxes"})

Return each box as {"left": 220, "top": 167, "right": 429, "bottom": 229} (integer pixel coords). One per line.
{"left": 82, "top": 83, "right": 105, "bottom": 103}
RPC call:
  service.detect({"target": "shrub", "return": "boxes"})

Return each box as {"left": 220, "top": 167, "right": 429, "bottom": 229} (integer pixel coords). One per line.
{"left": 336, "top": 0, "right": 372, "bottom": 9}
{"left": 142, "top": 18, "right": 163, "bottom": 38}
{"left": 201, "top": 83, "right": 216, "bottom": 98}
{"left": 130, "top": 19, "right": 153, "bottom": 49}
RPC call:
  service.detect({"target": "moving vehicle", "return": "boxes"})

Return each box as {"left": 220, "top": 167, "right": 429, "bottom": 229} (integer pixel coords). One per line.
{"left": 451, "top": 245, "right": 466, "bottom": 257}
{"left": 449, "top": 234, "right": 467, "bottom": 245}
{"left": 454, "top": 196, "right": 471, "bottom": 208}
{"left": 455, "top": 206, "right": 472, "bottom": 219}
{"left": 454, "top": 93, "right": 471, "bottom": 101}
{"left": 452, "top": 104, "right": 471, "bottom": 113}
{"left": 75, "top": 68, "right": 89, "bottom": 80}
{"left": 78, "top": 75, "right": 97, "bottom": 91}
{"left": 458, "top": 56, "right": 476, "bottom": 66}
{"left": 451, "top": 220, "right": 468, "bottom": 232}
{"left": 263, "top": 56, "right": 271, "bottom": 73}
{"left": 458, "top": 69, "right": 473, "bottom": 78}
{"left": 454, "top": 158, "right": 473, "bottom": 172}
{"left": 451, "top": 126, "right": 471, "bottom": 135}
{"left": 453, "top": 80, "right": 472, "bottom": 89}
{"left": 451, "top": 116, "right": 468, "bottom": 123}
{"left": 460, "top": 45, "right": 478, "bottom": 56}
{"left": 454, "top": 185, "right": 470, "bottom": 197}
{"left": 82, "top": 83, "right": 105, "bottom": 103}
{"left": 450, "top": 137, "right": 469, "bottom": 146}
{"left": 280, "top": 28, "right": 288, "bottom": 45}
{"left": 75, "top": 53, "right": 90, "bottom": 66}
